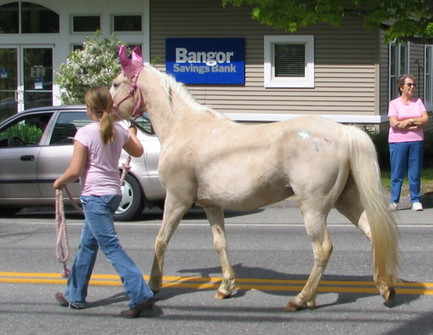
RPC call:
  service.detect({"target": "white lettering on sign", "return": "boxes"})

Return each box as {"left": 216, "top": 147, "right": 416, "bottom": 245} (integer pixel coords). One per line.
{"left": 173, "top": 63, "right": 237, "bottom": 74}
{"left": 175, "top": 48, "right": 234, "bottom": 65}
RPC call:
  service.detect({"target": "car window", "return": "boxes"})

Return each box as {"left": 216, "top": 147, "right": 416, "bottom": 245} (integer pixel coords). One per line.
{"left": 50, "top": 111, "right": 92, "bottom": 145}
{"left": 0, "top": 112, "right": 52, "bottom": 147}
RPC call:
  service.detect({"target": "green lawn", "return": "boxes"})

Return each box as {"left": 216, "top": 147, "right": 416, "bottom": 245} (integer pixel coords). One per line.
{"left": 381, "top": 167, "right": 433, "bottom": 195}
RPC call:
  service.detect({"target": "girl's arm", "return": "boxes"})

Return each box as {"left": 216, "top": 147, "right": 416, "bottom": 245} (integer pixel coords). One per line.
{"left": 53, "top": 140, "right": 88, "bottom": 189}
{"left": 123, "top": 126, "right": 144, "bottom": 157}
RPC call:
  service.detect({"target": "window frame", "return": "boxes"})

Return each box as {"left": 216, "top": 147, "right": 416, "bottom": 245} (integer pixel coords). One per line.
{"left": 388, "top": 42, "right": 410, "bottom": 100}
{"left": 425, "top": 45, "right": 432, "bottom": 110}
{"left": 264, "top": 35, "right": 315, "bottom": 88}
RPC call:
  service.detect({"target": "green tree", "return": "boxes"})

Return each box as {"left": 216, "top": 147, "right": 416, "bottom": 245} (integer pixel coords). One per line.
{"left": 222, "top": 0, "right": 433, "bottom": 42}
{"left": 55, "top": 32, "right": 122, "bottom": 104}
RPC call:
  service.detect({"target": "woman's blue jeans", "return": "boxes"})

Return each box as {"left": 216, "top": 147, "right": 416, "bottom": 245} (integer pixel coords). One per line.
{"left": 65, "top": 195, "right": 153, "bottom": 308}
{"left": 389, "top": 141, "right": 424, "bottom": 203}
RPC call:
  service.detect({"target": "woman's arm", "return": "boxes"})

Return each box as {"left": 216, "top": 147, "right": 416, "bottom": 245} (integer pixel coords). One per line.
{"left": 389, "top": 110, "right": 429, "bottom": 130}
{"left": 409, "top": 110, "right": 429, "bottom": 126}
{"left": 123, "top": 126, "right": 144, "bottom": 157}
{"left": 53, "top": 140, "right": 88, "bottom": 189}
{"left": 389, "top": 116, "right": 413, "bottom": 129}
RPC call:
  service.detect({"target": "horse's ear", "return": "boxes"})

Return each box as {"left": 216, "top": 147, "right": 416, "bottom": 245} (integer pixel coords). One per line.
{"left": 131, "top": 46, "right": 143, "bottom": 64}
{"left": 118, "top": 45, "right": 144, "bottom": 79}
{"left": 118, "top": 45, "right": 131, "bottom": 70}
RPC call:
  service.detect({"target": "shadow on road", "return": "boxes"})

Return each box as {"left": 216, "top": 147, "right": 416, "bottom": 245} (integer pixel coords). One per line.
{"left": 154, "top": 263, "right": 422, "bottom": 310}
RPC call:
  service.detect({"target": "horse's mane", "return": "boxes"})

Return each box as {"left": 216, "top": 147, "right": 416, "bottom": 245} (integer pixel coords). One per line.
{"left": 145, "top": 64, "right": 228, "bottom": 120}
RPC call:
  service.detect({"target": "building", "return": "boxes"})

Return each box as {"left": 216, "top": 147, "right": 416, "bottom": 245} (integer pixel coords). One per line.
{"left": 0, "top": 0, "right": 431, "bottom": 125}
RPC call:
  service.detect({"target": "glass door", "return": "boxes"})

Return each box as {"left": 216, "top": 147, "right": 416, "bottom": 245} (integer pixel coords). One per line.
{"left": 22, "top": 47, "right": 53, "bottom": 110}
{"left": 0, "top": 45, "right": 52, "bottom": 121}
{"left": 0, "top": 47, "right": 18, "bottom": 122}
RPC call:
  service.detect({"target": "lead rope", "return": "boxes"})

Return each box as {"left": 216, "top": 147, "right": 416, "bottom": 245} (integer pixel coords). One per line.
{"left": 55, "top": 186, "right": 82, "bottom": 278}
{"left": 55, "top": 188, "right": 71, "bottom": 278}
{"left": 120, "top": 155, "right": 132, "bottom": 185}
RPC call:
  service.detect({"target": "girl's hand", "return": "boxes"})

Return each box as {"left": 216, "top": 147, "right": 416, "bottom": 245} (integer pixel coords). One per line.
{"left": 53, "top": 178, "right": 63, "bottom": 190}
{"left": 128, "top": 125, "right": 138, "bottom": 136}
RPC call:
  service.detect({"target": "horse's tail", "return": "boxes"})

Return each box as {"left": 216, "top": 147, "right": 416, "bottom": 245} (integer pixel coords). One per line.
{"left": 344, "top": 126, "right": 399, "bottom": 289}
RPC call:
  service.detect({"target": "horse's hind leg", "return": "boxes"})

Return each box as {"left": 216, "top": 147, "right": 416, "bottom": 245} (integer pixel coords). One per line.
{"left": 335, "top": 177, "right": 396, "bottom": 302}
{"left": 203, "top": 206, "right": 238, "bottom": 299}
{"left": 335, "top": 176, "right": 371, "bottom": 240}
{"left": 286, "top": 206, "right": 333, "bottom": 312}
{"left": 149, "top": 192, "right": 191, "bottom": 293}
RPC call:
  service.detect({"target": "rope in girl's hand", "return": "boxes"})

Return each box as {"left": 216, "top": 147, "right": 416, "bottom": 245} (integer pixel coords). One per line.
{"left": 55, "top": 187, "right": 71, "bottom": 278}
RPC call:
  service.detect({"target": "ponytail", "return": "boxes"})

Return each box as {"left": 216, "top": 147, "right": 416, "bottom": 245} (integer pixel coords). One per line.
{"left": 100, "top": 111, "right": 115, "bottom": 144}
{"left": 84, "top": 87, "right": 115, "bottom": 144}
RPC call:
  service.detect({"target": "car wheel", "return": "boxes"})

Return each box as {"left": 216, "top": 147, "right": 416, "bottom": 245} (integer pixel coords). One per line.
{"left": 114, "top": 174, "right": 143, "bottom": 221}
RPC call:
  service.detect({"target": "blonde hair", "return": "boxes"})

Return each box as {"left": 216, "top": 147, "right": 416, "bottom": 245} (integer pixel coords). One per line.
{"left": 84, "top": 87, "right": 115, "bottom": 144}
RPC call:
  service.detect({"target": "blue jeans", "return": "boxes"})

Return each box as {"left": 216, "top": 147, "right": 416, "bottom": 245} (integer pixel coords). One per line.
{"left": 65, "top": 195, "right": 153, "bottom": 308}
{"left": 389, "top": 141, "right": 424, "bottom": 203}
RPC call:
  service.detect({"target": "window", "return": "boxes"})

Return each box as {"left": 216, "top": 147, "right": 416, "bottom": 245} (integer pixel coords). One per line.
{"left": 264, "top": 35, "right": 314, "bottom": 88}
{"left": 0, "top": 113, "right": 51, "bottom": 147}
{"left": 0, "top": 2, "right": 59, "bottom": 34}
{"left": 389, "top": 42, "right": 409, "bottom": 99}
{"left": 113, "top": 15, "right": 142, "bottom": 32}
{"left": 21, "top": 2, "right": 59, "bottom": 33}
{"left": 0, "top": 3, "right": 19, "bottom": 33}
{"left": 425, "top": 45, "right": 432, "bottom": 110}
{"left": 72, "top": 15, "right": 101, "bottom": 33}
{"left": 50, "top": 112, "right": 91, "bottom": 145}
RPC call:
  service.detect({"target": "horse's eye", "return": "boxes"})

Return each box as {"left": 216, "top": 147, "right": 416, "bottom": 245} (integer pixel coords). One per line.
{"left": 113, "top": 83, "right": 119, "bottom": 88}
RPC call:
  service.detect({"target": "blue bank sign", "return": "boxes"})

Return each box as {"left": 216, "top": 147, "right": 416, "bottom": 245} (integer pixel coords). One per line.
{"left": 166, "top": 38, "right": 245, "bottom": 85}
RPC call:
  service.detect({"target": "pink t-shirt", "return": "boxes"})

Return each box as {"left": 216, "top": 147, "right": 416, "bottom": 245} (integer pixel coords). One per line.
{"left": 74, "top": 122, "right": 129, "bottom": 196}
{"left": 388, "top": 97, "right": 426, "bottom": 143}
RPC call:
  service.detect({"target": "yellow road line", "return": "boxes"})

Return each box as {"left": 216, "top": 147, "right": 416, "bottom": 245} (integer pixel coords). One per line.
{"left": 1, "top": 272, "right": 432, "bottom": 295}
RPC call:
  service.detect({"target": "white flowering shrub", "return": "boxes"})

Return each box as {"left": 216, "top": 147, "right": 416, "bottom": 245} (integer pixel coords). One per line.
{"left": 55, "top": 33, "right": 123, "bottom": 104}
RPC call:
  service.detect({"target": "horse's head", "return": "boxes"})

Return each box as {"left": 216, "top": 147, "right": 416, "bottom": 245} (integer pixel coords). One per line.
{"left": 110, "top": 45, "right": 146, "bottom": 120}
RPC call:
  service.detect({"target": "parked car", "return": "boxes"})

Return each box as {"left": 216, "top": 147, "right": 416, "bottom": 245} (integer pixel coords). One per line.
{"left": 0, "top": 105, "right": 164, "bottom": 221}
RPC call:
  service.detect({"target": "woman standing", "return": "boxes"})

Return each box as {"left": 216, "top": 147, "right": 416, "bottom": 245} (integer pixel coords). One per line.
{"left": 53, "top": 87, "right": 154, "bottom": 318}
{"left": 388, "top": 74, "right": 429, "bottom": 211}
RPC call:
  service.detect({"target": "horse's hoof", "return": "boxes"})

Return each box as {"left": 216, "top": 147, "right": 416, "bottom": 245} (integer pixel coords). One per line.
{"left": 214, "top": 290, "right": 232, "bottom": 300}
{"left": 284, "top": 301, "right": 304, "bottom": 312}
{"left": 383, "top": 287, "right": 396, "bottom": 306}
{"left": 306, "top": 300, "right": 316, "bottom": 310}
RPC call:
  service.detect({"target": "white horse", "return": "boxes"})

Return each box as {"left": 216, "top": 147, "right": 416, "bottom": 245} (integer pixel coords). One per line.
{"left": 110, "top": 60, "right": 399, "bottom": 311}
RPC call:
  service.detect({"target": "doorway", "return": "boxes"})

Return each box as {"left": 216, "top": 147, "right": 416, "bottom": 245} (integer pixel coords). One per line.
{"left": 0, "top": 45, "right": 53, "bottom": 121}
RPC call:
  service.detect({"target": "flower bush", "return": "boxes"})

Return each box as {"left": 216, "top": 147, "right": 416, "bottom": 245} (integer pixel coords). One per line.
{"left": 55, "top": 33, "right": 123, "bottom": 104}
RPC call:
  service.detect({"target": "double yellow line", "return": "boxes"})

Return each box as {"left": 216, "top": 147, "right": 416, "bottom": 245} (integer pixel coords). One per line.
{"left": 1, "top": 271, "right": 432, "bottom": 295}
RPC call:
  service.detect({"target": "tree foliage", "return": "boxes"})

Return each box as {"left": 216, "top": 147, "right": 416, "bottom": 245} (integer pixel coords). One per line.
{"left": 55, "top": 32, "right": 122, "bottom": 104}
{"left": 222, "top": 0, "right": 433, "bottom": 42}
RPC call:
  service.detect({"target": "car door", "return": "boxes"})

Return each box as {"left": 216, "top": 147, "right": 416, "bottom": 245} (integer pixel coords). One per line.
{"left": 38, "top": 110, "right": 91, "bottom": 200}
{"left": 0, "top": 112, "right": 53, "bottom": 200}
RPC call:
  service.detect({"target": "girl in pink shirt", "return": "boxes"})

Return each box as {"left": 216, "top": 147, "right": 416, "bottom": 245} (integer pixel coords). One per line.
{"left": 388, "top": 74, "right": 429, "bottom": 211}
{"left": 53, "top": 87, "right": 154, "bottom": 318}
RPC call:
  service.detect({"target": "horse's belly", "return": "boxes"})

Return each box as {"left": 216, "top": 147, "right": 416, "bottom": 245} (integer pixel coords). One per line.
{"left": 196, "top": 183, "right": 293, "bottom": 211}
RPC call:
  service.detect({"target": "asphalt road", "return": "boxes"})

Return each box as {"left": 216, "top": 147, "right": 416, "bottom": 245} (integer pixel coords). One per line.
{"left": 1, "top": 206, "right": 433, "bottom": 335}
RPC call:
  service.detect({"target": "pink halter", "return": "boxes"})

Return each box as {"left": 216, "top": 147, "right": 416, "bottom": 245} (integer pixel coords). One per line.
{"left": 113, "top": 45, "right": 145, "bottom": 119}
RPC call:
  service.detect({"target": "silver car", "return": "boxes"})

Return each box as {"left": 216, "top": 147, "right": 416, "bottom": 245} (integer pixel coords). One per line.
{"left": 0, "top": 105, "right": 165, "bottom": 221}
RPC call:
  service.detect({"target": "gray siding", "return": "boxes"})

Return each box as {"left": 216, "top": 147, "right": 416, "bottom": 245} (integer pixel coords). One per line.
{"left": 151, "top": 0, "right": 380, "bottom": 117}
{"left": 379, "top": 30, "right": 389, "bottom": 116}
{"left": 410, "top": 42, "right": 425, "bottom": 101}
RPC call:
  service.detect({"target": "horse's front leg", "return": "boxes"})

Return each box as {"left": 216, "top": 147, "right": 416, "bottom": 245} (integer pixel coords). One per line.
{"left": 203, "top": 206, "right": 238, "bottom": 299}
{"left": 149, "top": 192, "right": 191, "bottom": 293}
{"left": 286, "top": 210, "right": 333, "bottom": 312}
